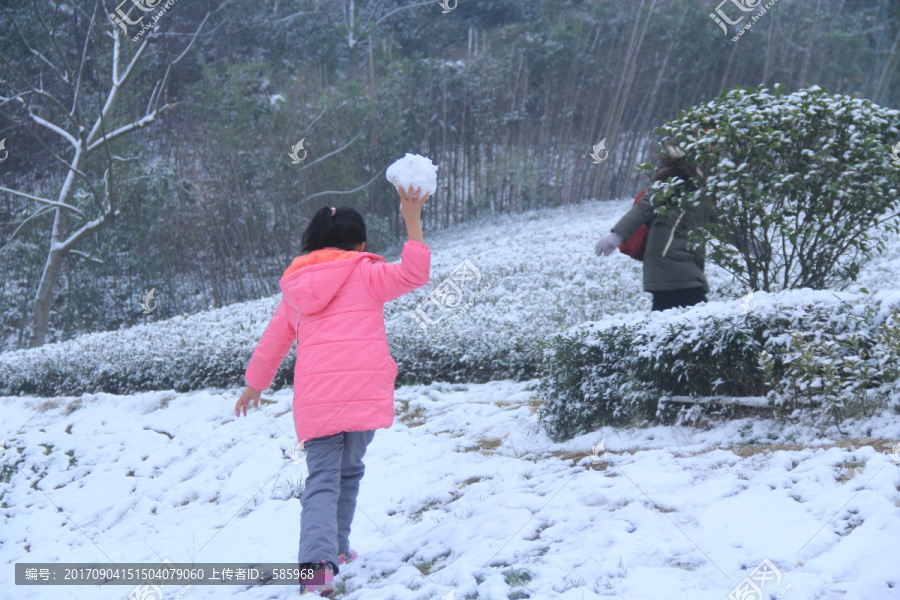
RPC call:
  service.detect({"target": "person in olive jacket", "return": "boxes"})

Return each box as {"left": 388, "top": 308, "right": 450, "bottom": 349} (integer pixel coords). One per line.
{"left": 595, "top": 143, "right": 711, "bottom": 311}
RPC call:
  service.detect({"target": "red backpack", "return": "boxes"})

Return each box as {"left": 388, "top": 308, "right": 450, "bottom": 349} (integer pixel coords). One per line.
{"left": 618, "top": 188, "right": 649, "bottom": 261}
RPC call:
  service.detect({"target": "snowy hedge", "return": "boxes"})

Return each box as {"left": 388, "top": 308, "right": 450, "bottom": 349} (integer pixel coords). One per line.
{"left": 538, "top": 290, "right": 900, "bottom": 441}
{"left": 0, "top": 201, "right": 647, "bottom": 396}
{"left": 4, "top": 197, "right": 900, "bottom": 401}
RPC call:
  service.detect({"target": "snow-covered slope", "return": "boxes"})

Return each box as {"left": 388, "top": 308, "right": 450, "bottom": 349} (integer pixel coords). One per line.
{"left": 3, "top": 200, "right": 900, "bottom": 599}
{"left": 1, "top": 383, "right": 899, "bottom": 599}
{"left": 4, "top": 195, "right": 896, "bottom": 396}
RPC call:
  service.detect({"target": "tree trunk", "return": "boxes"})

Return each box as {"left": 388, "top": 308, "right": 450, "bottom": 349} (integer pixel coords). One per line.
{"left": 28, "top": 148, "right": 82, "bottom": 347}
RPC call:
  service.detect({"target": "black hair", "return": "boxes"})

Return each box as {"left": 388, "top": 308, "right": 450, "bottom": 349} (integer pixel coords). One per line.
{"left": 301, "top": 206, "right": 367, "bottom": 253}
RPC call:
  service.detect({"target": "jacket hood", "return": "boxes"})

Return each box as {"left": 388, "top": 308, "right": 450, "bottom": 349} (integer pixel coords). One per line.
{"left": 279, "top": 248, "right": 385, "bottom": 315}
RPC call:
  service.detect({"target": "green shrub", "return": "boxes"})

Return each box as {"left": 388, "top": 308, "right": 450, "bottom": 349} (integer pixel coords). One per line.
{"left": 759, "top": 306, "right": 900, "bottom": 422}
{"left": 538, "top": 290, "right": 900, "bottom": 441}
{"left": 645, "top": 85, "right": 900, "bottom": 292}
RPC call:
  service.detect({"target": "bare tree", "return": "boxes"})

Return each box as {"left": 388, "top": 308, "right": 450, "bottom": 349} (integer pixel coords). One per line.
{"left": 0, "top": 0, "right": 207, "bottom": 347}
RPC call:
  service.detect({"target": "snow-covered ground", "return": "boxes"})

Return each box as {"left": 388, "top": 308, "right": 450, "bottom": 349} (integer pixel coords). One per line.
{"left": 2, "top": 381, "right": 899, "bottom": 600}
{"left": 4, "top": 197, "right": 900, "bottom": 599}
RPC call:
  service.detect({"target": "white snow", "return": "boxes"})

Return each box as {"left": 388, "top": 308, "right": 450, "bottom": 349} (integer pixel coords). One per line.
{"left": 4, "top": 195, "right": 900, "bottom": 599}
{"left": 2, "top": 382, "right": 899, "bottom": 599}
{"left": 386, "top": 153, "right": 438, "bottom": 196}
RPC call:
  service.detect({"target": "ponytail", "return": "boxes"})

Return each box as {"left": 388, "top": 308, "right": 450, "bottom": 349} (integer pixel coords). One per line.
{"left": 301, "top": 206, "right": 367, "bottom": 253}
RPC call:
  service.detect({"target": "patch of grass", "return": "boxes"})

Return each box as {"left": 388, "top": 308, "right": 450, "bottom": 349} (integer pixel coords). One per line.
{"left": 409, "top": 498, "right": 442, "bottom": 522}
{"left": 459, "top": 476, "right": 487, "bottom": 488}
{"left": 524, "top": 521, "right": 550, "bottom": 542}
{"left": 64, "top": 399, "right": 83, "bottom": 415}
{"left": 273, "top": 476, "right": 304, "bottom": 501}
{"left": 37, "top": 399, "right": 60, "bottom": 412}
{"left": 503, "top": 568, "right": 533, "bottom": 587}
{"left": 396, "top": 399, "right": 428, "bottom": 427}
{"left": 727, "top": 442, "right": 808, "bottom": 458}
{"left": 177, "top": 493, "right": 198, "bottom": 507}
{"left": 836, "top": 459, "right": 867, "bottom": 483}
{"left": 236, "top": 492, "right": 263, "bottom": 518}
{"left": 157, "top": 393, "right": 176, "bottom": 410}
{"left": 690, "top": 437, "right": 894, "bottom": 460}
{"left": 65, "top": 449, "right": 76, "bottom": 468}
{"left": 29, "top": 464, "right": 47, "bottom": 490}
{"left": 1, "top": 459, "right": 20, "bottom": 484}
{"left": 366, "top": 566, "right": 399, "bottom": 583}
{"left": 453, "top": 505, "right": 473, "bottom": 520}
{"left": 667, "top": 557, "right": 699, "bottom": 571}
{"left": 547, "top": 449, "right": 589, "bottom": 463}
{"left": 474, "top": 436, "right": 502, "bottom": 451}
{"left": 413, "top": 551, "right": 451, "bottom": 576}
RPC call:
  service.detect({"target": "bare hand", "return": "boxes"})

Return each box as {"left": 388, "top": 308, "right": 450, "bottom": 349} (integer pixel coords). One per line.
{"left": 398, "top": 184, "right": 429, "bottom": 222}
{"left": 235, "top": 386, "right": 262, "bottom": 417}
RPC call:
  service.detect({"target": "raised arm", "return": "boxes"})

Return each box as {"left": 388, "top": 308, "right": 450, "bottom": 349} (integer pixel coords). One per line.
{"left": 362, "top": 184, "right": 431, "bottom": 303}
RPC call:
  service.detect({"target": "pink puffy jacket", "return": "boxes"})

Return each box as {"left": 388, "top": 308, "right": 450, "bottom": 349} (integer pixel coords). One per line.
{"left": 244, "top": 240, "right": 431, "bottom": 442}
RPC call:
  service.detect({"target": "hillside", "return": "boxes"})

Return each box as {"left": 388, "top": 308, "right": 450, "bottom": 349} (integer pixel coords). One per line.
{"left": 0, "top": 198, "right": 691, "bottom": 396}
{"left": 2, "top": 201, "right": 900, "bottom": 599}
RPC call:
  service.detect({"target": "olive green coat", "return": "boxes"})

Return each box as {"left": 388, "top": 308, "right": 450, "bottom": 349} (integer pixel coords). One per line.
{"left": 611, "top": 189, "right": 710, "bottom": 293}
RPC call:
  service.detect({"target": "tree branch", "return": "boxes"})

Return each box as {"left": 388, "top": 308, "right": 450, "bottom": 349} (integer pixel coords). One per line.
{"left": 303, "top": 171, "right": 380, "bottom": 204}
{"left": 300, "top": 132, "right": 363, "bottom": 171}
{"left": 373, "top": 1, "right": 432, "bottom": 27}
{"left": 0, "top": 186, "right": 86, "bottom": 218}
{"left": 68, "top": 249, "right": 105, "bottom": 264}
{"left": 2, "top": 3, "right": 70, "bottom": 83}
{"left": 86, "top": 105, "right": 174, "bottom": 152}
{"left": 57, "top": 208, "right": 117, "bottom": 253}
{"left": 27, "top": 109, "right": 79, "bottom": 148}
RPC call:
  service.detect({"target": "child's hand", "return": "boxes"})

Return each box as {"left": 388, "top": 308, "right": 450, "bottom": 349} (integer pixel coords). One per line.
{"left": 235, "top": 386, "right": 262, "bottom": 417}
{"left": 398, "top": 184, "right": 428, "bottom": 243}
{"left": 398, "top": 184, "right": 429, "bottom": 222}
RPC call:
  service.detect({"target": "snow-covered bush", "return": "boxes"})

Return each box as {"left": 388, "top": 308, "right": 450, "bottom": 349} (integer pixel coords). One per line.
{"left": 759, "top": 306, "right": 900, "bottom": 422}
{"left": 538, "top": 290, "right": 900, "bottom": 441}
{"left": 646, "top": 85, "right": 900, "bottom": 292}
{"left": 0, "top": 201, "right": 648, "bottom": 396}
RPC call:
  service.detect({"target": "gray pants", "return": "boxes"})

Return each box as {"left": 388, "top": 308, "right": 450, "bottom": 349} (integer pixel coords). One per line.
{"left": 298, "top": 430, "right": 375, "bottom": 574}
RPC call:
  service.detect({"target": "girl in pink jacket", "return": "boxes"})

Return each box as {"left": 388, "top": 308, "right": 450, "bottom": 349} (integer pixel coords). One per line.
{"left": 234, "top": 186, "right": 431, "bottom": 596}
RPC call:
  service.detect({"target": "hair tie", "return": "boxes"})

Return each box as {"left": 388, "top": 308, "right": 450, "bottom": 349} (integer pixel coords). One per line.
{"left": 330, "top": 207, "right": 336, "bottom": 217}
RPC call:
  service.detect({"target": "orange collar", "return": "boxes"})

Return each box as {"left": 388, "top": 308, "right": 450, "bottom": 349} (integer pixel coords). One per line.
{"left": 282, "top": 248, "right": 359, "bottom": 279}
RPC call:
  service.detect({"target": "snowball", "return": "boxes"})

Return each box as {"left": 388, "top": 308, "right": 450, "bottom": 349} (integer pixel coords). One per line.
{"left": 386, "top": 153, "right": 438, "bottom": 196}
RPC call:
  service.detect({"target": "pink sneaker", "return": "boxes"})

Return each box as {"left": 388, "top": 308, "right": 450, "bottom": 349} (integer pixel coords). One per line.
{"left": 338, "top": 550, "right": 357, "bottom": 565}
{"left": 299, "top": 561, "right": 335, "bottom": 597}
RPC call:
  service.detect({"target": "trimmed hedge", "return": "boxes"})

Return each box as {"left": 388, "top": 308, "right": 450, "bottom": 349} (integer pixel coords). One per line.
{"left": 538, "top": 290, "right": 900, "bottom": 441}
